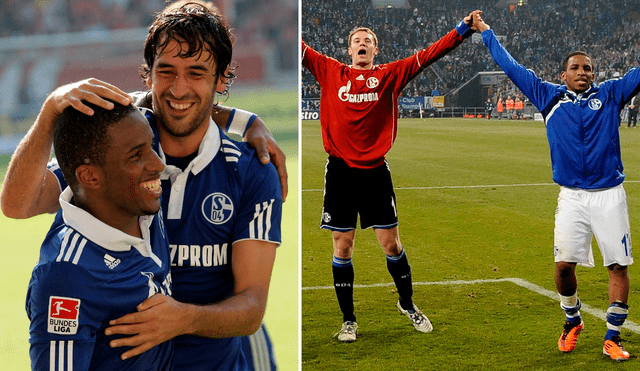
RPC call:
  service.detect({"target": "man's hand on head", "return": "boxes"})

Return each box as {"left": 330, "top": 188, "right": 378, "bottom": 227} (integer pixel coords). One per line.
{"left": 49, "top": 78, "right": 134, "bottom": 117}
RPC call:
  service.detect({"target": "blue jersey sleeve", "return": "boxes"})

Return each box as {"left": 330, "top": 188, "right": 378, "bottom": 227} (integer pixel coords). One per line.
{"left": 225, "top": 108, "right": 258, "bottom": 136}
{"left": 481, "top": 29, "right": 558, "bottom": 112}
{"left": 241, "top": 323, "right": 277, "bottom": 371}
{"left": 604, "top": 67, "right": 640, "bottom": 109}
{"left": 455, "top": 19, "right": 474, "bottom": 38}
{"left": 47, "top": 157, "right": 67, "bottom": 192}
{"left": 26, "top": 262, "right": 105, "bottom": 371}
{"left": 234, "top": 157, "right": 283, "bottom": 246}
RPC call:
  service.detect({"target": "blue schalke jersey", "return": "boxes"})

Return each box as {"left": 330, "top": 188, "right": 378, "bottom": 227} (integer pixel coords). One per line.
{"left": 48, "top": 107, "right": 282, "bottom": 371}
{"left": 145, "top": 109, "right": 282, "bottom": 371}
{"left": 241, "top": 324, "right": 278, "bottom": 371}
{"left": 483, "top": 29, "right": 640, "bottom": 189}
{"left": 26, "top": 187, "right": 173, "bottom": 371}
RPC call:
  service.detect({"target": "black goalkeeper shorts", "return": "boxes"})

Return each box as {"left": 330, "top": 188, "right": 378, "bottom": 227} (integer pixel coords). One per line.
{"left": 320, "top": 156, "right": 399, "bottom": 231}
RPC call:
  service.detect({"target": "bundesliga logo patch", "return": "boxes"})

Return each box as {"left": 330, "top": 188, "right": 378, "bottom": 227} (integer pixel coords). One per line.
{"left": 48, "top": 296, "right": 80, "bottom": 335}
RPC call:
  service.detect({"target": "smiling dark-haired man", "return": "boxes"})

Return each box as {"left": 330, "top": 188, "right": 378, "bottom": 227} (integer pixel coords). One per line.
{"left": 26, "top": 101, "right": 172, "bottom": 370}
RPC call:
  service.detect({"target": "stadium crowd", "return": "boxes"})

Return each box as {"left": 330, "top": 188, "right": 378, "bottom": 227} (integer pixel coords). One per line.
{"left": 302, "top": 0, "right": 640, "bottom": 101}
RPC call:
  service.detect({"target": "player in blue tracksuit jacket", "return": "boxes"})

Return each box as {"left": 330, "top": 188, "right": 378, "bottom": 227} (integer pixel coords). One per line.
{"left": 27, "top": 101, "right": 172, "bottom": 370}
{"left": 475, "top": 14, "right": 636, "bottom": 361}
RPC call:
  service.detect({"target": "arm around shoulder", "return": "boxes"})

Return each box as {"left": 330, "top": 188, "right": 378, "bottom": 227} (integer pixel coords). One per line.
{"left": 211, "top": 105, "right": 288, "bottom": 201}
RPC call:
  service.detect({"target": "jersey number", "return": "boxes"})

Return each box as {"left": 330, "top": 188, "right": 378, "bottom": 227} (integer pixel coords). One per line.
{"left": 622, "top": 234, "right": 631, "bottom": 257}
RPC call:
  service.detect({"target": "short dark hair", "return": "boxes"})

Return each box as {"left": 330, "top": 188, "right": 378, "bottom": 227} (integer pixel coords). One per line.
{"left": 53, "top": 101, "right": 137, "bottom": 191}
{"left": 562, "top": 51, "right": 594, "bottom": 71}
{"left": 140, "top": 2, "right": 236, "bottom": 99}
{"left": 348, "top": 27, "right": 378, "bottom": 46}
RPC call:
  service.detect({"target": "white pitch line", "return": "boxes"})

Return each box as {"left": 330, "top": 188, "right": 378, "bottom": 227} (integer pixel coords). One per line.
{"left": 302, "top": 277, "right": 640, "bottom": 333}
{"left": 301, "top": 183, "right": 555, "bottom": 193}
{"left": 506, "top": 278, "right": 640, "bottom": 334}
{"left": 302, "top": 180, "right": 640, "bottom": 193}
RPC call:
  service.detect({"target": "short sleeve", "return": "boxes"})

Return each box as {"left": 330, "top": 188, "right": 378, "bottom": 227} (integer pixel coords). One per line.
{"left": 47, "top": 157, "right": 67, "bottom": 192}
{"left": 233, "top": 159, "right": 282, "bottom": 246}
{"left": 26, "top": 262, "right": 104, "bottom": 371}
{"left": 225, "top": 108, "right": 258, "bottom": 136}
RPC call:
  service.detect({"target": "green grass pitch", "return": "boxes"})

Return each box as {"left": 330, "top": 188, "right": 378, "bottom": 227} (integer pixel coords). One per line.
{"left": 0, "top": 86, "right": 299, "bottom": 370}
{"left": 302, "top": 118, "right": 640, "bottom": 370}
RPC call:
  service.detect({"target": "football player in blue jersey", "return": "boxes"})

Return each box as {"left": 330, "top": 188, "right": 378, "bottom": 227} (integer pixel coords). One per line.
{"left": 474, "top": 14, "right": 635, "bottom": 361}
{"left": 4, "top": 3, "right": 284, "bottom": 371}
{"left": 106, "top": 6, "right": 282, "bottom": 370}
{"left": 27, "top": 100, "right": 173, "bottom": 370}
{"left": 146, "top": 2, "right": 280, "bottom": 369}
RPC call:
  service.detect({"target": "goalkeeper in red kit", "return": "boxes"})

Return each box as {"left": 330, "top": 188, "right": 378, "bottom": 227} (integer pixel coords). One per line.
{"left": 302, "top": 9, "right": 482, "bottom": 342}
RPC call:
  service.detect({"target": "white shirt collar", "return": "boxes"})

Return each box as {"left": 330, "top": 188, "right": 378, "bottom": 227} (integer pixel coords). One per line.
{"left": 159, "top": 117, "right": 221, "bottom": 179}
{"left": 59, "top": 187, "right": 163, "bottom": 266}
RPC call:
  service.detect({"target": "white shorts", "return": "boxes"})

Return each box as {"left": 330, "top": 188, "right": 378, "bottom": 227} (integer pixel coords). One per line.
{"left": 554, "top": 184, "right": 633, "bottom": 268}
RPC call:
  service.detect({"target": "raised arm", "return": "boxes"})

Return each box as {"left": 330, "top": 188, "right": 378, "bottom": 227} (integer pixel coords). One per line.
{"left": 475, "top": 14, "right": 556, "bottom": 110}
{"left": 0, "top": 79, "right": 132, "bottom": 218}
{"left": 472, "top": 11, "right": 490, "bottom": 33}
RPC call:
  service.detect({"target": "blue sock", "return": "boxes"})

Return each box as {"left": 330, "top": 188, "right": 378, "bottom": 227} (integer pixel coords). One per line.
{"left": 605, "top": 301, "right": 628, "bottom": 341}
{"left": 559, "top": 296, "right": 582, "bottom": 325}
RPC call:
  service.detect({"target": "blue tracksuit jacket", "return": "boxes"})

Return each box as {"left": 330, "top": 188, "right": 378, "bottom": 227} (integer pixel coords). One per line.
{"left": 482, "top": 29, "right": 640, "bottom": 189}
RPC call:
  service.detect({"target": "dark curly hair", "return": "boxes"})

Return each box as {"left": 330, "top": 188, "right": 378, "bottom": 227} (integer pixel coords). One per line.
{"left": 140, "top": 2, "right": 236, "bottom": 101}
{"left": 53, "top": 101, "right": 137, "bottom": 191}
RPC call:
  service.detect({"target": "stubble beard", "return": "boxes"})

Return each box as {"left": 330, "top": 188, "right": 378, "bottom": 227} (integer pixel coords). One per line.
{"left": 154, "top": 92, "right": 215, "bottom": 138}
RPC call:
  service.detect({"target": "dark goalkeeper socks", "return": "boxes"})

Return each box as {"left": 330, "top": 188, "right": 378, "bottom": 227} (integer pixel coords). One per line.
{"left": 387, "top": 249, "right": 414, "bottom": 311}
{"left": 332, "top": 255, "right": 356, "bottom": 323}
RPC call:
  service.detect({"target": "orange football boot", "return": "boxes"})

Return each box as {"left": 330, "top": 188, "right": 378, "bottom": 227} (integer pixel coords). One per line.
{"left": 558, "top": 321, "right": 584, "bottom": 353}
{"left": 603, "top": 336, "right": 630, "bottom": 361}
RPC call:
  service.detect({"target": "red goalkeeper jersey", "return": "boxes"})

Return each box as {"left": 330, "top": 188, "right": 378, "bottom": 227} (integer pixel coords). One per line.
{"left": 302, "top": 28, "right": 466, "bottom": 168}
